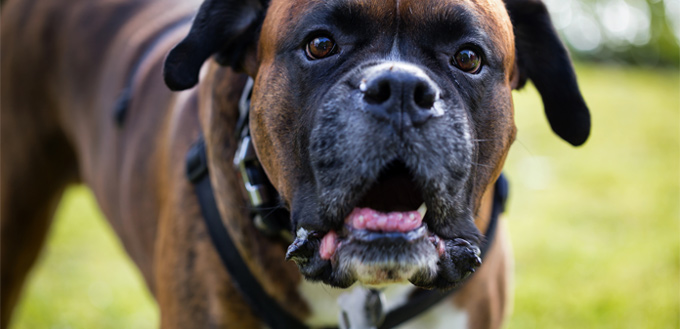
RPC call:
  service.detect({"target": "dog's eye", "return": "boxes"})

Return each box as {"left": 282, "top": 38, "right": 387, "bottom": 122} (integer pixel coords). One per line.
{"left": 306, "top": 36, "right": 337, "bottom": 59}
{"left": 452, "top": 49, "right": 482, "bottom": 74}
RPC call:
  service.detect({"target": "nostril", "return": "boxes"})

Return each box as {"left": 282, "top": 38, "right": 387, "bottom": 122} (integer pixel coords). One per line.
{"left": 413, "top": 82, "right": 436, "bottom": 109}
{"left": 363, "top": 79, "right": 392, "bottom": 105}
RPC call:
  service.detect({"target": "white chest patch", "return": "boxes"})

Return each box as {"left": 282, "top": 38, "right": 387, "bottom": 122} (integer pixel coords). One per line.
{"left": 298, "top": 281, "right": 468, "bottom": 329}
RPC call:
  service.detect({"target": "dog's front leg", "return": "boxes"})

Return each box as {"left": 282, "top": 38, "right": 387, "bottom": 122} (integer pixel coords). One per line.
{"left": 154, "top": 192, "right": 262, "bottom": 328}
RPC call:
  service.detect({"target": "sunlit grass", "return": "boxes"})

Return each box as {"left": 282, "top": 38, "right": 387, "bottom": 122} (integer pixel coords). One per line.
{"left": 503, "top": 64, "right": 679, "bottom": 329}
{"left": 8, "top": 63, "right": 679, "bottom": 328}
{"left": 9, "top": 187, "right": 158, "bottom": 329}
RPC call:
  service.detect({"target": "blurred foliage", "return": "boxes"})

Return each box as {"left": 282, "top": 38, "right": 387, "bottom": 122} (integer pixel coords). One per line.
{"left": 545, "top": 0, "right": 680, "bottom": 66}
{"left": 9, "top": 63, "right": 679, "bottom": 328}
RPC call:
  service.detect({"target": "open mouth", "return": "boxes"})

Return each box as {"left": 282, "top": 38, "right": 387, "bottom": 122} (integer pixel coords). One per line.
{"left": 316, "top": 161, "right": 447, "bottom": 285}
{"left": 319, "top": 203, "right": 446, "bottom": 258}
{"left": 353, "top": 160, "right": 424, "bottom": 214}
{"left": 287, "top": 160, "right": 482, "bottom": 289}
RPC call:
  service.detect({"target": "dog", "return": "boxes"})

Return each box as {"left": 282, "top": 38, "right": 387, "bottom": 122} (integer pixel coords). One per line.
{"left": 1, "top": 0, "right": 590, "bottom": 327}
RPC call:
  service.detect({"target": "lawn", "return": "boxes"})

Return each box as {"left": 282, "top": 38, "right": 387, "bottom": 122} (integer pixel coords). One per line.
{"left": 8, "top": 63, "right": 680, "bottom": 328}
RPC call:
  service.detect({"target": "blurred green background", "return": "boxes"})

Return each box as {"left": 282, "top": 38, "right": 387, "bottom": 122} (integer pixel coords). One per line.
{"left": 544, "top": 0, "right": 679, "bottom": 65}
{"left": 7, "top": 0, "right": 680, "bottom": 328}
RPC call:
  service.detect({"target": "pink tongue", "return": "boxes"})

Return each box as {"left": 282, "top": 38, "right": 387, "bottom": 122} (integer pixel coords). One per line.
{"left": 319, "top": 208, "right": 424, "bottom": 260}
{"left": 346, "top": 207, "right": 423, "bottom": 232}
{"left": 320, "top": 230, "right": 338, "bottom": 260}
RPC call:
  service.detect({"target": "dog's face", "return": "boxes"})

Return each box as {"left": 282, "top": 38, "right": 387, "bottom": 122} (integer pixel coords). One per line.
{"left": 164, "top": 0, "right": 590, "bottom": 289}
{"left": 251, "top": 0, "right": 516, "bottom": 288}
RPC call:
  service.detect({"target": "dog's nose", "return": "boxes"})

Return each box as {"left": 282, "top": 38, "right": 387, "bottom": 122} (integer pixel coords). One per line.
{"left": 361, "top": 66, "right": 439, "bottom": 130}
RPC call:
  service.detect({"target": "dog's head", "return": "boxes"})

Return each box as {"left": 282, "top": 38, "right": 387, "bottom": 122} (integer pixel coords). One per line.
{"left": 164, "top": 0, "right": 590, "bottom": 289}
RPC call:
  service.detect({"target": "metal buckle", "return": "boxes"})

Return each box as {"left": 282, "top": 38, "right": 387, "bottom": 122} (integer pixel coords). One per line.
{"left": 234, "top": 135, "right": 269, "bottom": 208}
{"left": 232, "top": 77, "right": 293, "bottom": 239}
{"left": 338, "top": 287, "right": 386, "bottom": 329}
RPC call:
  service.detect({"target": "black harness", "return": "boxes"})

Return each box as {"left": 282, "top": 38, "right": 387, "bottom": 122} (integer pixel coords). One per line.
{"left": 183, "top": 79, "right": 509, "bottom": 329}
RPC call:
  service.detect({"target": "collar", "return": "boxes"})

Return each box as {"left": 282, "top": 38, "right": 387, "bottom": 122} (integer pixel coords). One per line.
{"left": 231, "top": 77, "right": 293, "bottom": 240}
{"left": 185, "top": 78, "right": 509, "bottom": 329}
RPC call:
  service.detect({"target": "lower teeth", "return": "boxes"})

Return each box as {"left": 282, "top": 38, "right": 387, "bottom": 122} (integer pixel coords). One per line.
{"left": 417, "top": 203, "right": 427, "bottom": 219}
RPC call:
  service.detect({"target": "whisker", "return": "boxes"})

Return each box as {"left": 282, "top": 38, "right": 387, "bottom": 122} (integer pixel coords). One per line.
{"left": 239, "top": 204, "right": 286, "bottom": 212}
{"left": 471, "top": 138, "right": 499, "bottom": 142}
{"left": 472, "top": 162, "right": 494, "bottom": 169}
{"left": 514, "top": 138, "right": 534, "bottom": 156}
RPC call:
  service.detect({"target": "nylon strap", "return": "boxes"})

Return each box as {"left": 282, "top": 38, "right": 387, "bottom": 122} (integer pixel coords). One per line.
{"left": 186, "top": 138, "right": 308, "bottom": 328}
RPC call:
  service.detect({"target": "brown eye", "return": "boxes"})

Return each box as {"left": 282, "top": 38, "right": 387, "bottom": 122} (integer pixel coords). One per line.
{"left": 306, "top": 36, "right": 336, "bottom": 59}
{"left": 453, "top": 49, "right": 482, "bottom": 73}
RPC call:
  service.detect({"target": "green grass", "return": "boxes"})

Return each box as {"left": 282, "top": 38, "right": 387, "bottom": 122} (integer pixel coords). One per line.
{"left": 9, "top": 187, "right": 159, "bottom": 329}
{"left": 503, "top": 64, "right": 679, "bottom": 329}
{"left": 8, "top": 64, "right": 680, "bottom": 328}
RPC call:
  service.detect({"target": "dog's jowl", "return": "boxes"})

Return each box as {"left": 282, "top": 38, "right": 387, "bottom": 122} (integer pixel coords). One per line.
{"left": 2, "top": 0, "right": 589, "bottom": 327}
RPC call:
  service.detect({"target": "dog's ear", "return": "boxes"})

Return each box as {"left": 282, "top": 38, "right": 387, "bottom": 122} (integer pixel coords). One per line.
{"left": 163, "top": 0, "right": 266, "bottom": 91}
{"left": 504, "top": 0, "right": 591, "bottom": 146}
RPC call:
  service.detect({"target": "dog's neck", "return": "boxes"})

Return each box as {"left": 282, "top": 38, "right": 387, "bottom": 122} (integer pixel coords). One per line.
{"left": 196, "top": 63, "right": 313, "bottom": 320}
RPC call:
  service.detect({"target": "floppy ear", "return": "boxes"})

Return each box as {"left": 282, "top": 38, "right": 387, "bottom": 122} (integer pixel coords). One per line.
{"left": 504, "top": 0, "right": 591, "bottom": 146}
{"left": 163, "top": 0, "right": 265, "bottom": 91}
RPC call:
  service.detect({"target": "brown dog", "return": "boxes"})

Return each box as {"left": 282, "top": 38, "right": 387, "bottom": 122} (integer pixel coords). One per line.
{"left": 1, "top": 0, "right": 589, "bottom": 327}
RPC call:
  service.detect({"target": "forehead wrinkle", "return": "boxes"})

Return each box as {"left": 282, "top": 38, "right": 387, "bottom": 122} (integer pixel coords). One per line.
{"left": 275, "top": 0, "right": 397, "bottom": 25}
{"left": 262, "top": 0, "right": 397, "bottom": 52}
{"left": 399, "top": 0, "right": 491, "bottom": 52}
{"left": 398, "top": 0, "right": 504, "bottom": 34}
{"left": 324, "top": 0, "right": 396, "bottom": 18}
{"left": 321, "top": 0, "right": 398, "bottom": 33}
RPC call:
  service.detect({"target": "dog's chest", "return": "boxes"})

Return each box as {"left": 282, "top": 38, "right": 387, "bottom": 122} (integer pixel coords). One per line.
{"left": 297, "top": 281, "right": 469, "bottom": 328}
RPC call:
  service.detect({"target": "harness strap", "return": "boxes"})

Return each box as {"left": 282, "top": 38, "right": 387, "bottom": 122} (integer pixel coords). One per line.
{"left": 186, "top": 139, "right": 308, "bottom": 328}
{"left": 113, "top": 15, "right": 194, "bottom": 127}
{"left": 185, "top": 135, "right": 508, "bottom": 329}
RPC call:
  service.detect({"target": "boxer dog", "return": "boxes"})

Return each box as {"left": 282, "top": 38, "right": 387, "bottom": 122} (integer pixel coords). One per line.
{"left": 1, "top": 0, "right": 590, "bottom": 327}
